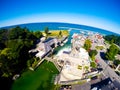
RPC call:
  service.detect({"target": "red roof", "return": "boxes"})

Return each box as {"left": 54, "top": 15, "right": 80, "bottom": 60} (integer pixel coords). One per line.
{"left": 95, "top": 59, "right": 99, "bottom": 63}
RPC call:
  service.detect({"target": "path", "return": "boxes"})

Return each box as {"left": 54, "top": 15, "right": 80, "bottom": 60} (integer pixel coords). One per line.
{"left": 96, "top": 51, "right": 120, "bottom": 89}
{"left": 36, "top": 59, "right": 45, "bottom": 68}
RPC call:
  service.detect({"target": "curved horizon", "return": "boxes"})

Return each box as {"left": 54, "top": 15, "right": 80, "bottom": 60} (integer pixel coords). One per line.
{"left": 1, "top": 0, "right": 120, "bottom": 34}
{"left": 0, "top": 13, "right": 120, "bottom": 34}
{"left": 1, "top": 21, "right": 120, "bottom": 36}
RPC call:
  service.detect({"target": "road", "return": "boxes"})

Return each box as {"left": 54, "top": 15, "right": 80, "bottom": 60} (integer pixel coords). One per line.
{"left": 96, "top": 50, "right": 120, "bottom": 89}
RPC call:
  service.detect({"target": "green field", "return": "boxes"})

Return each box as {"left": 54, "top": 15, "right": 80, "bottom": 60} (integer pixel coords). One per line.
{"left": 11, "top": 60, "right": 59, "bottom": 90}
{"left": 49, "top": 30, "right": 69, "bottom": 37}
{"left": 42, "top": 30, "right": 69, "bottom": 38}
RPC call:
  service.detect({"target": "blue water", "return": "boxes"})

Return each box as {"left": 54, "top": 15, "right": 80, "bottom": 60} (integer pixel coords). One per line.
{"left": 1, "top": 22, "right": 119, "bottom": 36}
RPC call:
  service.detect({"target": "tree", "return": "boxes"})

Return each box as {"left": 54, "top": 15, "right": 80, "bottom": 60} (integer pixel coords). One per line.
{"left": 59, "top": 31, "right": 62, "bottom": 38}
{"left": 0, "top": 26, "right": 36, "bottom": 77}
{"left": 0, "top": 48, "right": 17, "bottom": 77}
{"left": 78, "top": 65, "right": 82, "bottom": 70}
{"left": 89, "top": 50, "right": 98, "bottom": 61}
{"left": 8, "top": 26, "right": 23, "bottom": 39}
{"left": 84, "top": 66, "right": 89, "bottom": 71}
{"left": 44, "top": 27, "right": 49, "bottom": 34}
{"left": 104, "top": 35, "right": 120, "bottom": 46}
{"left": 0, "top": 43, "right": 5, "bottom": 50}
{"left": 105, "top": 44, "right": 119, "bottom": 61}
{"left": 44, "top": 27, "right": 49, "bottom": 39}
{"left": 0, "top": 29, "right": 8, "bottom": 48}
{"left": 0, "top": 26, "right": 43, "bottom": 90}
{"left": 83, "top": 39, "right": 92, "bottom": 51}
{"left": 90, "top": 62, "right": 97, "bottom": 68}
{"left": 34, "top": 31, "right": 43, "bottom": 38}
{"left": 114, "top": 59, "right": 120, "bottom": 66}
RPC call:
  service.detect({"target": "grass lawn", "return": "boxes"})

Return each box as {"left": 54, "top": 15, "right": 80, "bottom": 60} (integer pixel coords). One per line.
{"left": 42, "top": 30, "right": 69, "bottom": 37}
{"left": 95, "top": 46, "right": 104, "bottom": 50}
{"left": 49, "top": 30, "right": 69, "bottom": 37}
{"left": 11, "top": 60, "right": 59, "bottom": 90}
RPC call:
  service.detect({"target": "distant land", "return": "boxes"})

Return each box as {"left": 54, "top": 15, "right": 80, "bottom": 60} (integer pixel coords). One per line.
{"left": 0, "top": 22, "right": 120, "bottom": 36}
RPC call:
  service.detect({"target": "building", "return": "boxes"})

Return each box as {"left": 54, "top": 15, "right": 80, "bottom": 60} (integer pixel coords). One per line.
{"left": 88, "top": 33, "right": 104, "bottom": 46}
{"left": 57, "top": 34, "right": 91, "bottom": 83}
{"left": 71, "top": 33, "right": 104, "bottom": 48}
{"left": 29, "top": 36, "right": 68, "bottom": 59}
{"left": 71, "top": 33, "right": 86, "bottom": 47}
{"left": 35, "top": 38, "right": 58, "bottom": 59}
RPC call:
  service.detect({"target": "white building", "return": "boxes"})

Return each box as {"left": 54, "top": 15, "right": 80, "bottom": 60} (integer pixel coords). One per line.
{"left": 57, "top": 34, "right": 91, "bottom": 82}
{"left": 88, "top": 33, "right": 104, "bottom": 46}
{"left": 71, "top": 33, "right": 86, "bottom": 47}
{"left": 36, "top": 38, "right": 58, "bottom": 59}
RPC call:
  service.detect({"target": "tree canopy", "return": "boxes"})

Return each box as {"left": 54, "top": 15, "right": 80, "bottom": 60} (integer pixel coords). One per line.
{"left": 104, "top": 35, "right": 120, "bottom": 46}
{"left": 44, "top": 27, "right": 49, "bottom": 39}
{"left": 44, "top": 27, "right": 49, "bottom": 34}
{"left": 90, "top": 61, "right": 97, "bottom": 68}
{"left": 59, "top": 30, "right": 62, "bottom": 38}
{"left": 0, "top": 26, "right": 44, "bottom": 90}
{"left": 89, "top": 50, "right": 98, "bottom": 61}
{"left": 105, "top": 44, "right": 120, "bottom": 61}
{"left": 0, "top": 26, "right": 43, "bottom": 78}
{"left": 83, "top": 39, "right": 92, "bottom": 51}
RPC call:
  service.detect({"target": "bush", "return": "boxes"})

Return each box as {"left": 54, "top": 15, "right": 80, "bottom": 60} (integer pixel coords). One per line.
{"left": 90, "top": 62, "right": 97, "bottom": 68}
{"left": 89, "top": 50, "right": 98, "bottom": 61}
{"left": 114, "top": 59, "right": 120, "bottom": 66}
{"left": 105, "top": 44, "right": 119, "bottom": 61}
{"left": 96, "top": 46, "right": 104, "bottom": 50}
{"left": 78, "top": 65, "right": 82, "bottom": 70}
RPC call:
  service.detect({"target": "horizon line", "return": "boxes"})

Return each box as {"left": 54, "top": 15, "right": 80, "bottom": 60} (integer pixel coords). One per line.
{"left": 1, "top": 21, "right": 120, "bottom": 35}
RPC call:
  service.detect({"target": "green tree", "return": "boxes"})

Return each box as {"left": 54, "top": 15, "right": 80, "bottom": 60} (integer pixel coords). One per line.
{"left": 0, "top": 43, "right": 5, "bottom": 50}
{"left": 83, "top": 39, "right": 92, "bottom": 51}
{"left": 27, "top": 58, "right": 35, "bottom": 67}
{"left": 59, "top": 31, "right": 62, "bottom": 38}
{"left": 44, "top": 27, "right": 49, "bottom": 34}
{"left": 34, "top": 31, "right": 43, "bottom": 38}
{"left": 105, "top": 44, "right": 119, "bottom": 61}
{"left": 89, "top": 50, "right": 98, "bottom": 61}
{"left": 90, "top": 62, "right": 97, "bottom": 68}
{"left": 104, "top": 35, "right": 120, "bottom": 46}
{"left": 0, "top": 26, "right": 36, "bottom": 78}
{"left": 0, "top": 29, "right": 8, "bottom": 48}
{"left": 84, "top": 66, "right": 89, "bottom": 71}
{"left": 8, "top": 26, "right": 23, "bottom": 39}
{"left": 114, "top": 59, "right": 120, "bottom": 66}
{"left": 78, "top": 65, "right": 82, "bottom": 70}
{"left": 0, "top": 48, "right": 17, "bottom": 77}
{"left": 44, "top": 27, "right": 49, "bottom": 39}
{"left": 0, "top": 26, "right": 42, "bottom": 90}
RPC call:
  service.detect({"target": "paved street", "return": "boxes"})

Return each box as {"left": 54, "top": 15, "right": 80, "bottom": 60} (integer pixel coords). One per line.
{"left": 72, "top": 82, "right": 91, "bottom": 90}
{"left": 96, "top": 51, "right": 120, "bottom": 89}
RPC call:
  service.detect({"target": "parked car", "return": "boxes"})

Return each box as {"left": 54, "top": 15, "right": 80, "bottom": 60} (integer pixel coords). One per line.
{"left": 97, "top": 68, "right": 103, "bottom": 72}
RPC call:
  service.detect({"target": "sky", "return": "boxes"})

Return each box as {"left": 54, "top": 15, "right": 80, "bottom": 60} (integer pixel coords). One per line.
{"left": 0, "top": 0, "right": 120, "bottom": 34}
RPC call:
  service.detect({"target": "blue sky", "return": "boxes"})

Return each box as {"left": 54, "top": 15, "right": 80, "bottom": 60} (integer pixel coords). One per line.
{"left": 0, "top": 0, "right": 120, "bottom": 34}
